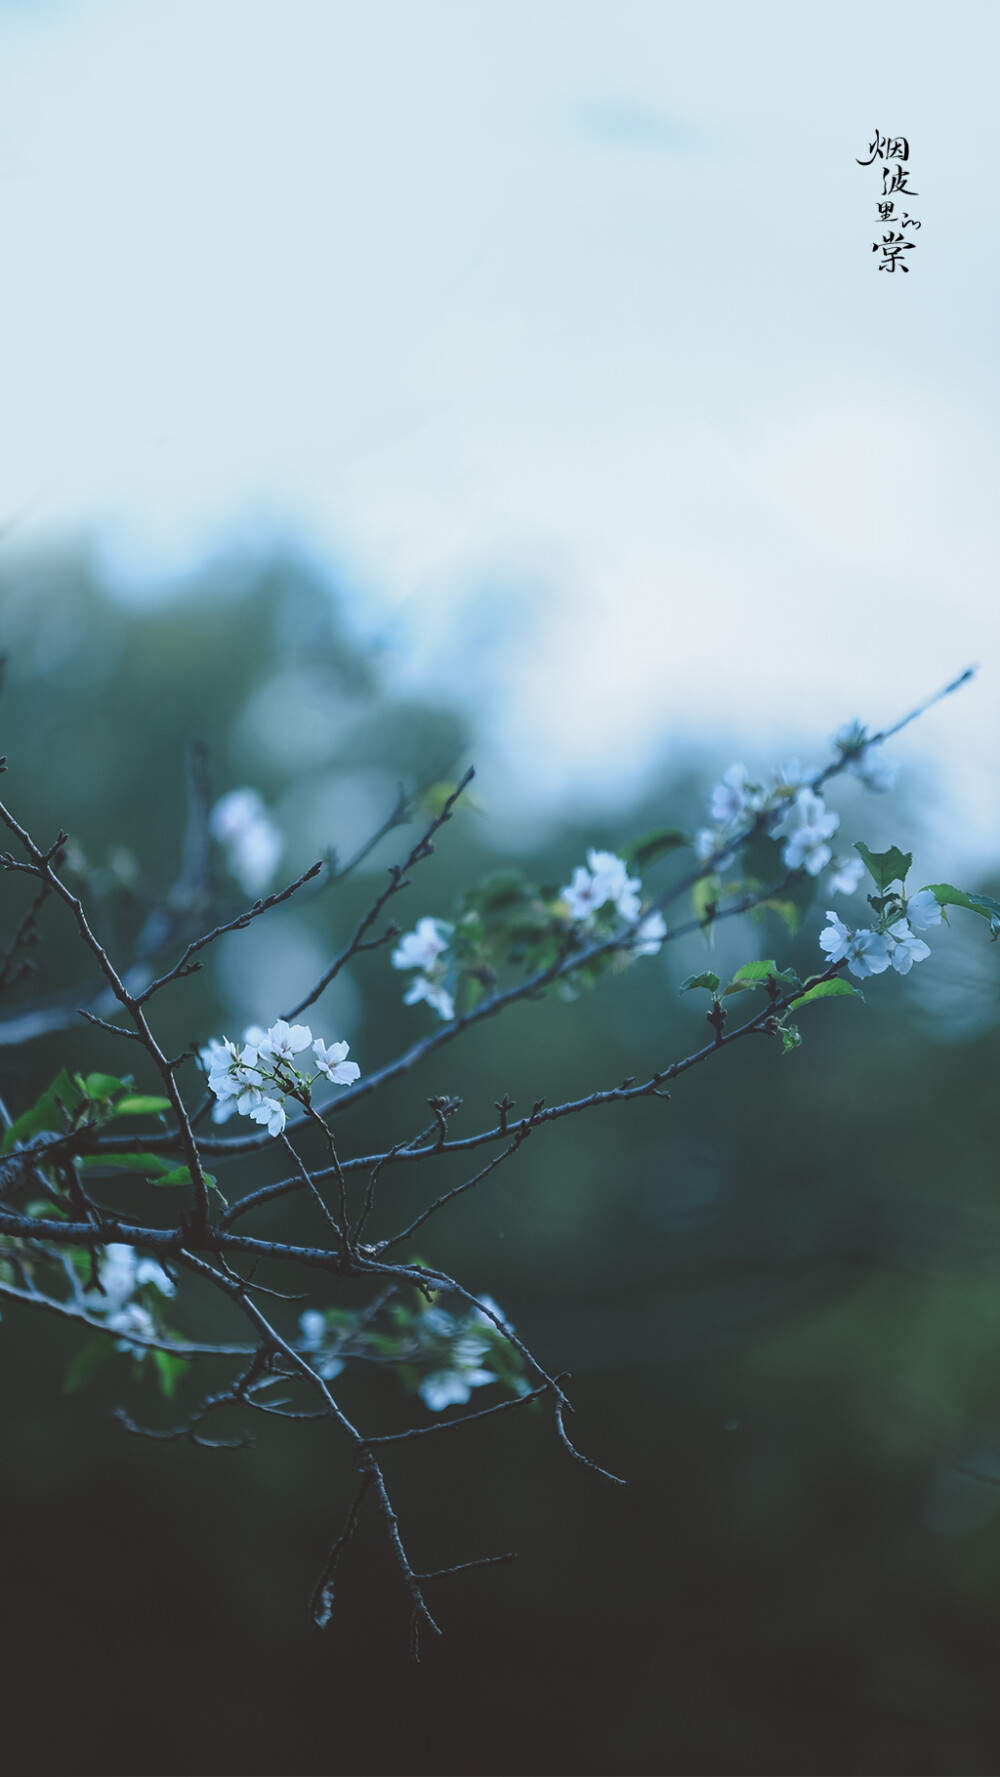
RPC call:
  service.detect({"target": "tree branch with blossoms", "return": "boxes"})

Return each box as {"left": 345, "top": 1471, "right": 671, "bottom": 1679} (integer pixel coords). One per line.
{"left": 0, "top": 665, "right": 995, "bottom": 1653}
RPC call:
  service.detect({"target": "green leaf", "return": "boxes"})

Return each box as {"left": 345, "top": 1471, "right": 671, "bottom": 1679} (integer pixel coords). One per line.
{"left": 759, "top": 897, "right": 801, "bottom": 935}
{"left": 924, "top": 883, "right": 1000, "bottom": 936}
{"left": 854, "top": 842, "right": 912, "bottom": 894}
{"left": 790, "top": 977, "right": 865, "bottom": 1009}
{"left": 153, "top": 1165, "right": 217, "bottom": 1189}
{"left": 733, "top": 959, "right": 778, "bottom": 982}
{"left": 63, "top": 1335, "right": 114, "bottom": 1394}
{"left": 692, "top": 875, "right": 720, "bottom": 938}
{"left": 681, "top": 972, "right": 721, "bottom": 995}
{"left": 79, "top": 1151, "right": 180, "bottom": 1178}
{"left": 421, "top": 780, "right": 477, "bottom": 816}
{"left": 780, "top": 1023, "right": 803, "bottom": 1055}
{"left": 2, "top": 1069, "right": 86, "bottom": 1154}
{"left": 152, "top": 1349, "right": 189, "bottom": 1399}
{"left": 110, "top": 1095, "right": 172, "bottom": 1117}
{"left": 724, "top": 961, "right": 802, "bottom": 997}
{"left": 624, "top": 828, "right": 689, "bottom": 872}
{"left": 24, "top": 1199, "right": 69, "bottom": 1220}
{"left": 82, "top": 1073, "right": 128, "bottom": 1102}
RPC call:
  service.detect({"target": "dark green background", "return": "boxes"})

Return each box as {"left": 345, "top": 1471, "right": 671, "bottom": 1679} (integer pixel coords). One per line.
{"left": 1, "top": 554, "right": 998, "bottom": 1776}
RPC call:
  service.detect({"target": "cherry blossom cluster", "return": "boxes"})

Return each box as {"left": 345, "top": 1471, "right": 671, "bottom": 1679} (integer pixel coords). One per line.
{"left": 391, "top": 850, "right": 669, "bottom": 1023}
{"left": 390, "top": 916, "right": 456, "bottom": 1020}
{"left": 201, "top": 1018, "right": 360, "bottom": 1137}
{"left": 295, "top": 1294, "right": 525, "bottom": 1410}
{"left": 85, "top": 1242, "right": 176, "bottom": 1358}
{"left": 696, "top": 725, "right": 898, "bottom": 894}
{"left": 415, "top": 1302, "right": 504, "bottom": 1411}
{"left": 819, "top": 886, "right": 942, "bottom": 979}
{"left": 559, "top": 847, "right": 667, "bottom": 956}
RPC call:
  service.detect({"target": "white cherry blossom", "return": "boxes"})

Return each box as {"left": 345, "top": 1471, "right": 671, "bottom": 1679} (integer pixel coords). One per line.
{"left": 850, "top": 746, "right": 897, "bottom": 792}
{"left": 404, "top": 975, "right": 455, "bottom": 1021}
{"left": 134, "top": 1256, "right": 176, "bottom": 1297}
{"left": 710, "top": 764, "right": 751, "bottom": 824}
{"left": 886, "top": 921, "right": 932, "bottom": 974}
{"left": 260, "top": 1020, "right": 313, "bottom": 1063}
{"left": 312, "top": 1037, "right": 361, "bottom": 1087}
{"left": 561, "top": 865, "right": 606, "bottom": 919}
{"left": 562, "top": 850, "right": 641, "bottom": 921}
{"left": 246, "top": 1095, "right": 287, "bottom": 1138}
{"left": 629, "top": 911, "right": 667, "bottom": 956}
{"left": 819, "top": 912, "right": 890, "bottom": 978}
{"left": 781, "top": 788, "right": 840, "bottom": 876}
{"left": 774, "top": 759, "right": 812, "bottom": 794}
{"left": 828, "top": 856, "right": 865, "bottom": 896}
{"left": 209, "top": 788, "right": 284, "bottom": 895}
{"left": 298, "top": 1310, "right": 345, "bottom": 1379}
{"left": 299, "top": 1310, "right": 326, "bottom": 1347}
{"left": 209, "top": 788, "right": 266, "bottom": 843}
{"left": 818, "top": 911, "right": 851, "bottom": 962}
{"left": 905, "top": 888, "right": 944, "bottom": 931}
{"left": 585, "top": 850, "right": 630, "bottom": 899}
{"left": 107, "top": 1301, "right": 157, "bottom": 1358}
{"left": 391, "top": 917, "right": 453, "bottom": 972}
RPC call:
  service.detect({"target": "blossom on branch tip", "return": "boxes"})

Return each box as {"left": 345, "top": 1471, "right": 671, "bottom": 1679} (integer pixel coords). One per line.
{"left": 780, "top": 788, "right": 840, "bottom": 876}
{"left": 774, "top": 759, "right": 812, "bottom": 794}
{"left": 818, "top": 912, "right": 890, "bottom": 978}
{"left": 404, "top": 975, "right": 455, "bottom": 1021}
{"left": 561, "top": 866, "right": 607, "bottom": 919}
{"left": 419, "top": 1369, "right": 495, "bottom": 1411}
{"left": 312, "top": 1037, "right": 361, "bottom": 1086}
{"left": 107, "top": 1301, "right": 157, "bottom": 1358}
{"left": 246, "top": 1094, "right": 287, "bottom": 1137}
{"left": 886, "top": 921, "right": 931, "bottom": 974}
{"left": 391, "top": 917, "right": 453, "bottom": 972}
{"left": 905, "top": 888, "right": 943, "bottom": 931}
{"left": 298, "top": 1310, "right": 345, "bottom": 1379}
{"left": 710, "top": 764, "right": 751, "bottom": 824}
{"left": 258, "top": 1020, "right": 313, "bottom": 1063}
{"left": 561, "top": 850, "right": 641, "bottom": 922}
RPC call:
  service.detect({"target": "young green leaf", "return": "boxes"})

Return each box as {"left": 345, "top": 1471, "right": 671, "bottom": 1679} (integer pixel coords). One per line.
{"left": 724, "top": 960, "right": 802, "bottom": 996}
{"left": 759, "top": 897, "right": 801, "bottom": 934}
{"left": 624, "top": 828, "right": 689, "bottom": 872}
{"left": 2, "top": 1069, "right": 86, "bottom": 1154}
{"left": 780, "top": 1023, "right": 803, "bottom": 1055}
{"left": 82, "top": 1073, "right": 128, "bottom": 1102}
{"left": 790, "top": 977, "right": 864, "bottom": 1009}
{"left": 110, "top": 1095, "right": 172, "bottom": 1118}
{"left": 692, "top": 875, "right": 720, "bottom": 938}
{"left": 63, "top": 1336, "right": 114, "bottom": 1394}
{"left": 854, "top": 842, "right": 912, "bottom": 894}
{"left": 153, "top": 1165, "right": 218, "bottom": 1189}
{"left": 681, "top": 972, "right": 721, "bottom": 995}
{"left": 152, "top": 1349, "right": 189, "bottom": 1399}
{"left": 79, "top": 1152, "right": 181, "bottom": 1178}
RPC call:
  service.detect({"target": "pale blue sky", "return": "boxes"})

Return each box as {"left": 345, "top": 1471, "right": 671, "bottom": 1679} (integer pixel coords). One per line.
{"left": 0, "top": 0, "right": 996, "bottom": 864}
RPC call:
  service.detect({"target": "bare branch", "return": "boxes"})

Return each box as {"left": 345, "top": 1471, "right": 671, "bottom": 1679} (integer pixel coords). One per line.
{"left": 136, "top": 859, "right": 325, "bottom": 1006}
{"left": 283, "top": 767, "right": 474, "bottom": 1018}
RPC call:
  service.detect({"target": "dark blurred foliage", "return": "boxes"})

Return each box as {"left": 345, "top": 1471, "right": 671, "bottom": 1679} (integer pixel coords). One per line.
{"left": 1, "top": 547, "right": 999, "bottom": 1776}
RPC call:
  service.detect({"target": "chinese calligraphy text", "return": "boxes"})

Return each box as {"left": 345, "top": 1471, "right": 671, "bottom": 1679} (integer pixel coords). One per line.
{"left": 857, "top": 130, "right": 921, "bottom": 272}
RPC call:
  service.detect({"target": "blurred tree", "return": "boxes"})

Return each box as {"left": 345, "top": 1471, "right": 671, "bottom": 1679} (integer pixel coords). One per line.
{"left": 0, "top": 549, "right": 998, "bottom": 1775}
